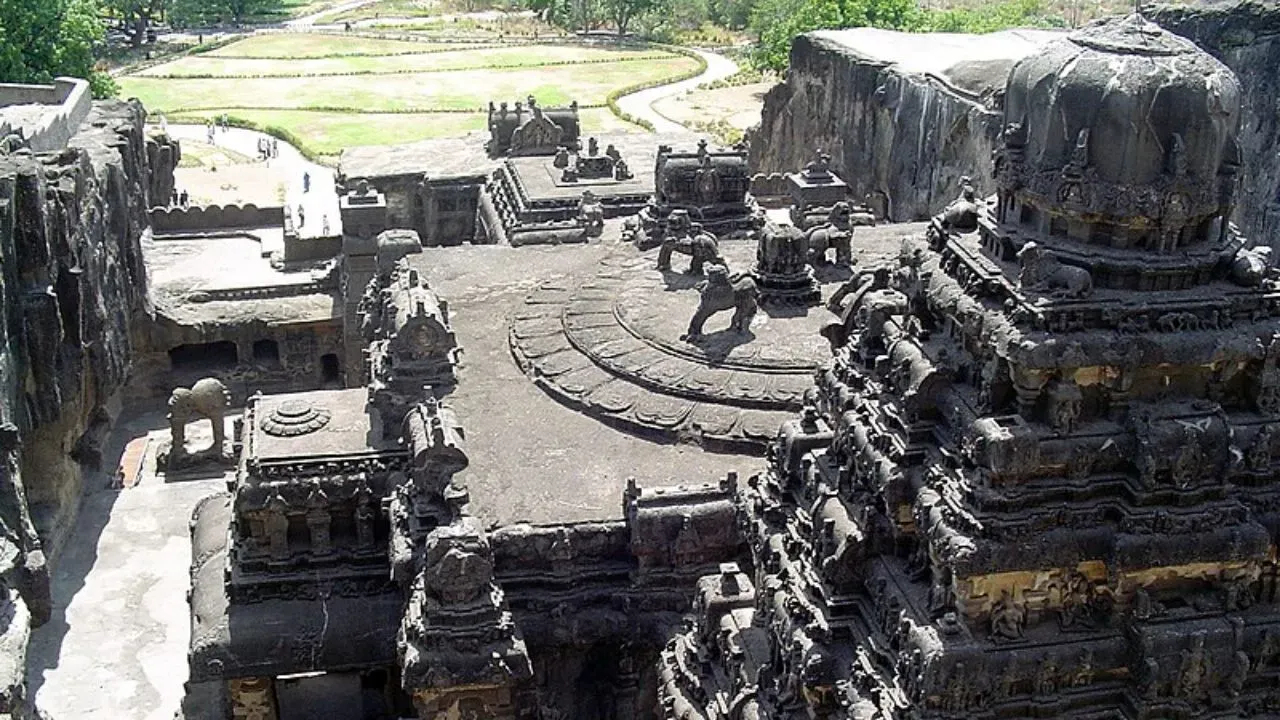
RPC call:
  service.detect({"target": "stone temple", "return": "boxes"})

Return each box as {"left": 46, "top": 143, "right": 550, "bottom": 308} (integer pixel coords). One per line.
{"left": 10, "top": 7, "right": 1280, "bottom": 720}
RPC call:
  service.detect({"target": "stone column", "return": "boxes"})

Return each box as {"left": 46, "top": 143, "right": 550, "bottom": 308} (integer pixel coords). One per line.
{"left": 341, "top": 233, "right": 378, "bottom": 386}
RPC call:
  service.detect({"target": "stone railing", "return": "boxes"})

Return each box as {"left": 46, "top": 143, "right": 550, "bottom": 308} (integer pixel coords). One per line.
{"left": 0, "top": 77, "right": 92, "bottom": 153}
{"left": 150, "top": 203, "right": 284, "bottom": 233}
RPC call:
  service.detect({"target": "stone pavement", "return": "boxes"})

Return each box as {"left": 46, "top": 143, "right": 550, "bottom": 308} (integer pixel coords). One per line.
{"left": 165, "top": 124, "right": 343, "bottom": 244}
{"left": 27, "top": 412, "right": 230, "bottom": 720}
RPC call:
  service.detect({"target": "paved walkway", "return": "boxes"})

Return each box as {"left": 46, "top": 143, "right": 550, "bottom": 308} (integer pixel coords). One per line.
{"left": 165, "top": 123, "right": 342, "bottom": 243}
{"left": 614, "top": 47, "right": 740, "bottom": 134}
{"left": 27, "top": 413, "right": 229, "bottom": 720}
{"left": 286, "top": 0, "right": 375, "bottom": 27}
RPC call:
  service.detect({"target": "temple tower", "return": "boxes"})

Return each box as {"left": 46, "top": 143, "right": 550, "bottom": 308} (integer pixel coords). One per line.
{"left": 662, "top": 15, "right": 1280, "bottom": 719}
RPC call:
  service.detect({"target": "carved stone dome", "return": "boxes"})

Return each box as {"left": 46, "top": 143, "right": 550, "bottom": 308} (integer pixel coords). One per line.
{"left": 997, "top": 14, "right": 1241, "bottom": 224}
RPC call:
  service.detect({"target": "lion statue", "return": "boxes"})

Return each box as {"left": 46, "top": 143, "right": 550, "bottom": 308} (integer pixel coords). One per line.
{"left": 804, "top": 202, "right": 855, "bottom": 267}
{"left": 167, "top": 377, "right": 232, "bottom": 458}
{"left": 682, "top": 263, "right": 759, "bottom": 341}
{"left": 1016, "top": 242, "right": 1093, "bottom": 298}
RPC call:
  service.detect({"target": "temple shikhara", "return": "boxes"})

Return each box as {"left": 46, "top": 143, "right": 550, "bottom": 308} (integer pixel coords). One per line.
{"left": 8, "top": 5, "right": 1280, "bottom": 720}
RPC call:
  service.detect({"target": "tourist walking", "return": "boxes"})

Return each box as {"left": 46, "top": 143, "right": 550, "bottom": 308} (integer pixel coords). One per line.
{"left": 297, "top": 205, "right": 306, "bottom": 228}
{"left": 303, "top": 171, "right": 311, "bottom": 193}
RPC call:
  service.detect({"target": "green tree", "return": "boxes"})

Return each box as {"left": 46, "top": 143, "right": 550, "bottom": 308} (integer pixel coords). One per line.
{"left": 749, "top": 0, "right": 922, "bottom": 70}
{"left": 106, "top": 0, "right": 167, "bottom": 47}
{"left": 606, "top": 0, "right": 656, "bottom": 36}
{"left": 0, "top": 0, "right": 113, "bottom": 96}
{"left": 169, "top": 0, "right": 282, "bottom": 26}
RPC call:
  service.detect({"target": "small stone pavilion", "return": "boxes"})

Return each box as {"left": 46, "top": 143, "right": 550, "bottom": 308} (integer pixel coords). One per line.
{"left": 659, "top": 14, "right": 1280, "bottom": 719}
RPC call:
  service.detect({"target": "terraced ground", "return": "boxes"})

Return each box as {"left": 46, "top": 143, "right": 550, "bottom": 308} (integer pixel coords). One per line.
{"left": 119, "top": 33, "right": 700, "bottom": 155}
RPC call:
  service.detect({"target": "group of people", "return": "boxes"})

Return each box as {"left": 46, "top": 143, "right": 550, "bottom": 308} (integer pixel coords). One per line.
{"left": 257, "top": 136, "right": 278, "bottom": 161}
{"left": 204, "top": 115, "right": 229, "bottom": 144}
{"left": 169, "top": 188, "right": 190, "bottom": 208}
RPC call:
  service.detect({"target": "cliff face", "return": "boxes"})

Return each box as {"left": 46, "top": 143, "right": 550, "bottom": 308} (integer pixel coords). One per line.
{"left": 0, "top": 98, "right": 175, "bottom": 671}
{"left": 1150, "top": 0, "right": 1280, "bottom": 245}
{"left": 748, "top": 28, "right": 1061, "bottom": 221}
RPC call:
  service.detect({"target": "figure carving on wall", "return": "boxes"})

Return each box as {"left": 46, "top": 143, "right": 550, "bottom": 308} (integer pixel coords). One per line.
{"left": 990, "top": 589, "right": 1025, "bottom": 642}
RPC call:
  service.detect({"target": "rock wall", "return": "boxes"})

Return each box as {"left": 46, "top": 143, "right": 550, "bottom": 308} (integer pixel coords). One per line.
{"left": 749, "top": 29, "right": 1062, "bottom": 221}
{"left": 1150, "top": 0, "right": 1280, "bottom": 245}
{"left": 0, "top": 99, "right": 174, "bottom": 684}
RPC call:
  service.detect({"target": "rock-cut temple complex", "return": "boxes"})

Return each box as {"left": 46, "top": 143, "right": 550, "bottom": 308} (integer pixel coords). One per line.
{"left": 10, "top": 8, "right": 1280, "bottom": 720}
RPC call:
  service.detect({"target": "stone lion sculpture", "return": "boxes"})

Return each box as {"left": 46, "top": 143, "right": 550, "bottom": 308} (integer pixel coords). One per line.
{"left": 1016, "top": 242, "right": 1092, "bottom": 298}
{"left": 682, "top": 263, "right": 759, "bottom": 341}
{"left": 804, "top": 202, "right": 854, "bottom": 267}
{"left": 166, "top": 377, "right": 232, "bottom": 466}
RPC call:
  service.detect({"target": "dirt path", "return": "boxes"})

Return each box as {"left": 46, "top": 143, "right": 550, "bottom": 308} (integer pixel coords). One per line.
{"left": 614, "top": 47, "right": 739, "bottom": 134}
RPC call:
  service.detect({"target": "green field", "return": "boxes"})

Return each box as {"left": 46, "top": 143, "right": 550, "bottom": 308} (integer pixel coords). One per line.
{"left": 121, "top": 33, "right": 699, "bottom": 152}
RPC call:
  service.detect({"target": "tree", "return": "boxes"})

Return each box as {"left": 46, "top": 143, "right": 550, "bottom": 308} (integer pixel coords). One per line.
{"left": 748, "top": 0, "right": 920, "bottom": 70}
{"left": 0, "top": 0, "right": 113, "bottom": 96}
{"left": 106, "top": 0, "right": 167, "bottom": 47}
{"left": 606, "top": 0, "right": 656, "bottom": 36}
{"left": 169, "top": 0, "right": 282, "bottom": 26}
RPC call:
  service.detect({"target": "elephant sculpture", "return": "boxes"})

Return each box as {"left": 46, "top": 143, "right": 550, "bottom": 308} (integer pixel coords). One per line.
{"left": 804, "top": 202, "right": 854, "bottom": 267}
{"left": 682, "top": 263, "right": 759, "bottom": 341}
{"left": 168, "top": 377, "right": 232, "bottom": 458}
{"left": 657, "top": 209, "right": 723, "bottom": 275}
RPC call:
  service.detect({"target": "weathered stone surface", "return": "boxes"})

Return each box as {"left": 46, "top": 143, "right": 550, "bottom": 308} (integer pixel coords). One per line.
{"left": 748, "top": 27, "right": 1062, "bottom": 221}
{"left": 1150, "top": 0, "right": 1280, "bottom": 247}
{"left": 0, "top": 98, "right": 171, "bottom": 719}
{"left": 0, "top": 100, "right": 170, "bottom": 555}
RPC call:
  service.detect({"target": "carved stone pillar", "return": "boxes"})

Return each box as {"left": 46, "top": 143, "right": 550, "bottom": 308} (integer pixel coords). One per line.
{"left": 228, "top": 676, "right": 278, "bottom": 720}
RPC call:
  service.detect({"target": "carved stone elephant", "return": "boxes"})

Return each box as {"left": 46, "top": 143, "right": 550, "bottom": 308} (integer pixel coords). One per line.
{"left": 168, "top": 377, "right": 231, "bottom": 452}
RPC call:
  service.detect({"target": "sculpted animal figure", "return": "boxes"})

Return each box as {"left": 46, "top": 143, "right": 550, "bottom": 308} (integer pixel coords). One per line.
{"left": 576, "top": 190, "right": 604, "bottom": 238}
{"left": 1016, "top": 241, "right": 1093, "bottom": 298}
{"left": 804, "top": 202, "right": 854, "bottom": 267}
{"left": 1230, "top": 245, "right": 1273, "bottom": 287}
{"left": 682, "top": 263, "right": 759, "bottom": 340}
{"left": 168, "top": 377, "right": 232, "bottom": 452}
{"left": 657, "top": 209, "right": 722, "bottom": 274}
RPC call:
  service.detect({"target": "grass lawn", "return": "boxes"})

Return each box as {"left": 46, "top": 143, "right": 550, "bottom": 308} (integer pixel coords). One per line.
{"left": 121, "top": 56, "right": 697, "bottom": 112}
{"left": 173, "top": 110, "right": 488, "bottom": 153}
{"left": 125, "top": 34, "right": 701, "bottom": 154}
{"left": 205, "top": 33, "right": 441, "bottom": 58}
{"left": 134, "top": 43, "right": 671, "bottom": 77}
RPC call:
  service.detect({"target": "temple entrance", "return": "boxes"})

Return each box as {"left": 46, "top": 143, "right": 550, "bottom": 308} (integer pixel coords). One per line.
{"left": 320, "top": 353, "right": 341, "bottom": 386}
{"left": 168, "top": 340, "right": 238, "bottom": 371}
{"left": 253, "top": 339, "right": 281, "bottom": 368}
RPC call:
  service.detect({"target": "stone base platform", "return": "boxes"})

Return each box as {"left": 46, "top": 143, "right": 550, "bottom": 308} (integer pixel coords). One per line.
{"left": 509, "top": 241, "right": 879, "bottom": 453}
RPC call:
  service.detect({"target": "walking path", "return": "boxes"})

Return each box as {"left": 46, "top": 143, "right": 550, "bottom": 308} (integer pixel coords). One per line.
{"left": 165, "top": 123, "right": 342, "bottom": 244}
{"left": 286, "top": 0, "right": 376, "bottom": 27}
{"left": 615, "top": 47, "right": 740, "bottom": 134}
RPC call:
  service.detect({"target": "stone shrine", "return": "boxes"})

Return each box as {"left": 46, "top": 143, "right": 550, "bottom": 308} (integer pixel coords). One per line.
{"left": 487, "top": 97, "right": 582, "bottom": 157}
{"left": 631, "top": 139, "right": 763, "bottom": 246}
{"left": 661, "top": 14, "right": 1280, "bottom": 719}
